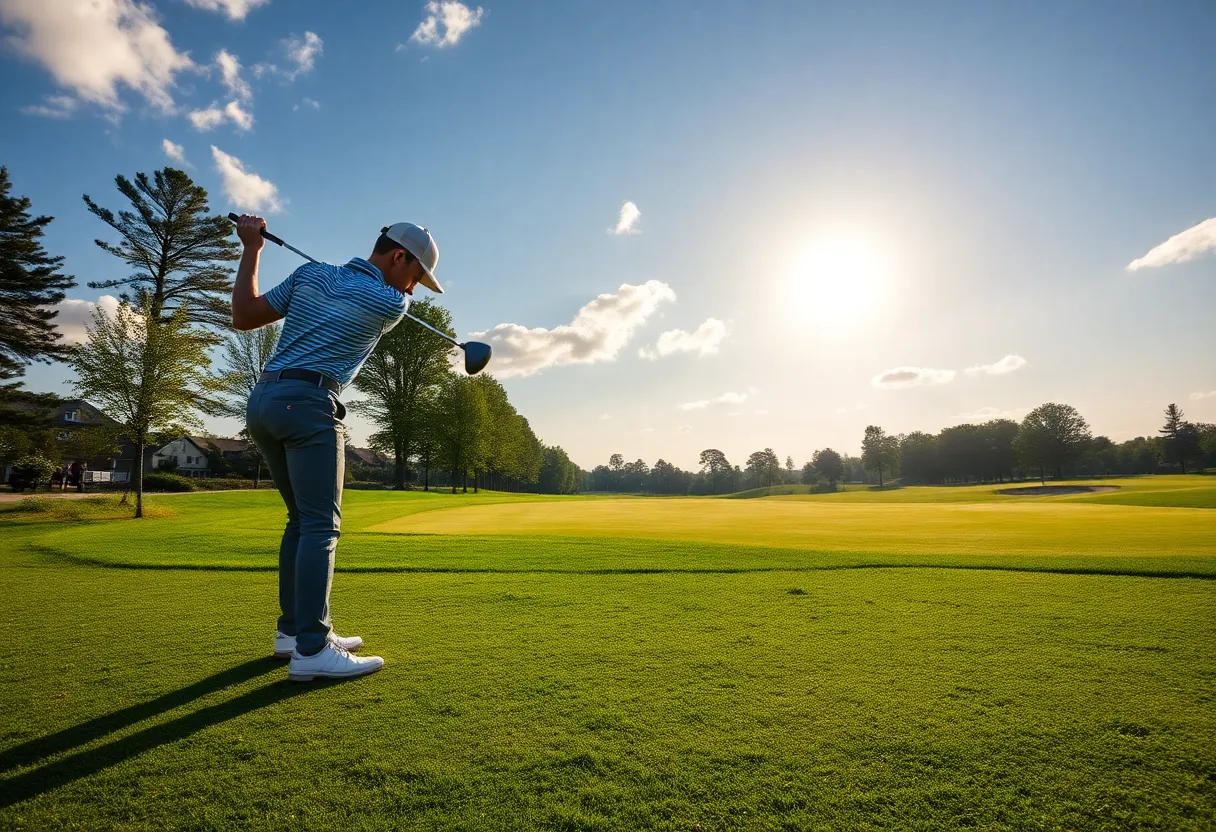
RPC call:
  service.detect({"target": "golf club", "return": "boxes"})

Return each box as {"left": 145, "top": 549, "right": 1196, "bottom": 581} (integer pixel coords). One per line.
{"left": 228, "top": 213, "right": 492, "bottom": 375}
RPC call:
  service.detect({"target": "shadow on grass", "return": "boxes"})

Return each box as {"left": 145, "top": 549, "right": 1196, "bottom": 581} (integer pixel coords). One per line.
{"left": 0, "top": 657, "right": 315, "bottom": 809}
{"left": 28, "top": 544, "right": 1216, "bottom": 581}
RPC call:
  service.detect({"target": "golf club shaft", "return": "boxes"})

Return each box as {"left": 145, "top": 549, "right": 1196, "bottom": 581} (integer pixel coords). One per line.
{"left": 228, "top": 213, "right": 463, "bottom": 349}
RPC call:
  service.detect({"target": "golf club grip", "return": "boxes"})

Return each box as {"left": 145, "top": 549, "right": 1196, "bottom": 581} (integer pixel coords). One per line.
{"left": 227, "top": 212, "right": 285, "bottom": 247}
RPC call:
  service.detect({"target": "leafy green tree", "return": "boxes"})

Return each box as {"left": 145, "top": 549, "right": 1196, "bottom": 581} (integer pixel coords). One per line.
{"left": 431, "top": 374, "right": 489, "bottom": 493}
{"left": 745, "top": 448, "right": 781, "bottom": 488}
{"left": 1081, "top": 436, "right": 1119, "bottom": 476}
{"left": 1014, "top": 403, "right": 1092, "bottom": 483}
{"left": 0, "top": 166, "right": 76, "bottom": 382}
{"left": 538, "top": 444, "right": 581, "bottom": 494}
{"left": 937, "top": 424, "right": 982, "bottom": 483}
{"left": 979, "top": 419, "right": 1019, "bottom": 482}
{"left": 650, "top": 458, "right": 691, "bottom": 494}
{"left": 1199, "top": 423, "right": 1216, "bottom": 470}
{"left": 83, "top": 168, "right": 239, "bottom": 329}
{"left": 350, "top": 299, "right": 453, "bottom": 488}
{"left": 698, "top": 448, "right": 731, "bottom": 494}
{"left": 0, "top": 388, "right": 60, "bottom": 461}
{"left": 811, "top": 447, "right": 844, "bottom": 486}
{"left": 800, "top": 460, "right": 818, "bottom": 485}
{"left": 1159, "top": 403, "right": 1201, "bottom": 474}
{"left": 861, "top": 425, "right": 900, "bottom": 487}
{"left": 899, "top": 431, "right": 940, "bottom": 484}
{"left": 70, "top": 299, "right": 215, "bottom": 517}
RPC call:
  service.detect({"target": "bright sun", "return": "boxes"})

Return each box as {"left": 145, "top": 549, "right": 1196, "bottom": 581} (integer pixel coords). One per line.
{"left": 787, "top": 233, "right": 889, "bottom": 324}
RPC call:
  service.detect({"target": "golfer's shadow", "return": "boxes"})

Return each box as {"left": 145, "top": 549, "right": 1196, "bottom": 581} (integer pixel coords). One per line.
{"left": 0, "top": 657, "right": 312, "bottom": 809}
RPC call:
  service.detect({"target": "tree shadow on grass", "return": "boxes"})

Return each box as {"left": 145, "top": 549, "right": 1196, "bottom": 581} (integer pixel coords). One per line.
{"left": 0, "top": 657, "right": 317, "bottom": 809}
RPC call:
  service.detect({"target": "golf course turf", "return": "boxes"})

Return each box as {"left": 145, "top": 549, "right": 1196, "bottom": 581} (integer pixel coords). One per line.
{"left": 1, "top": 476, "right": 1213, "bottom": 830}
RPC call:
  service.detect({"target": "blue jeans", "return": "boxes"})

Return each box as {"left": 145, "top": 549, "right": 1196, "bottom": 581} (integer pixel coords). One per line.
{"left": 246, "top": 378, "right": 346, "bottom": 655}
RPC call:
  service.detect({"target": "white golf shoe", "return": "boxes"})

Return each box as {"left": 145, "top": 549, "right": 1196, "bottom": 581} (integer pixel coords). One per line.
{"left": 274, "top": 630, "right": 364, "bottom": 659}
{"left": 287, "top": 641, "right": 384, "bottom": 682}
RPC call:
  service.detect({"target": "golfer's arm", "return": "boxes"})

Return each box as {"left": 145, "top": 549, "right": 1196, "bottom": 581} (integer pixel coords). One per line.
{"left": 231, "top": 246, "right": 283, "bottom": 331}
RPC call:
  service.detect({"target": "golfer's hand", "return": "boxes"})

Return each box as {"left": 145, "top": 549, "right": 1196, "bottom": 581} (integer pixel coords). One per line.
{"left": 236, "top": 214, "right": 266, "bottom": 251}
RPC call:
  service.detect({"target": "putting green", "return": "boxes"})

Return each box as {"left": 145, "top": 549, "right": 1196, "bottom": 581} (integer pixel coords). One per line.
{"left": 371, "top": 498, "right": 1216, "bottom": 558}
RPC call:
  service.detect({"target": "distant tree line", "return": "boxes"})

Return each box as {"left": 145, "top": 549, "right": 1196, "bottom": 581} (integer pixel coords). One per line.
{"left": 586, "top": 402, "right": 1216, "bottom": 495}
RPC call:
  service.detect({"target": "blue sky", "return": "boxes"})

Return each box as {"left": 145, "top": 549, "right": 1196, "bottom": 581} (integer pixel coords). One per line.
{"left": 2, "top": 0, "right": 1213, "bottom": 470}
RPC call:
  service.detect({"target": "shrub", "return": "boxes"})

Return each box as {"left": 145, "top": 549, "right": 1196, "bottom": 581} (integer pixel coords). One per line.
{"left": 141, "top": 472, "right": 196, "bottom": 492}
{"left": 8, "top": 455, "right": 56, "bottom": 492}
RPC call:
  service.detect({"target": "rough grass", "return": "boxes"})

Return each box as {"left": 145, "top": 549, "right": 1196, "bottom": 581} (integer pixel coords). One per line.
{"left": 1, "top": 478, "right": 1214, "bottom": 830}
{"left": 0, "top": 495, "right": 174, "bottom": 523}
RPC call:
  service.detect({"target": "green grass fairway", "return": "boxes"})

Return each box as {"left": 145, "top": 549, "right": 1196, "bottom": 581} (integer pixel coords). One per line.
{"left": 2, "top": 478, "right": 1214, "bottom": 830}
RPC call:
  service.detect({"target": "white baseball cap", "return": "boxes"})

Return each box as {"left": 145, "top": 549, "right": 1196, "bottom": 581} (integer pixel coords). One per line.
{"left": 382, "top": 222, "right": 442, "bottom": 293}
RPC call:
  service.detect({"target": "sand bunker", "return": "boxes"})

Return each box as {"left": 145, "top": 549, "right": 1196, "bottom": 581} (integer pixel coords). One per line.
{"left": 997, "top": 485, "right": 1120, "bottom": 496}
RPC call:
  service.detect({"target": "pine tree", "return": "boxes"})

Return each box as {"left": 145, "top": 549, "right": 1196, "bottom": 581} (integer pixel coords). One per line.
{"left": 0, "top": 166, "right": 76, "bottom": 381}
{"left": 1159, "top": 403, "right": 1199, "bottom": 474}
{"left": 83, "top": 168, "right": 239, "bottom": 332}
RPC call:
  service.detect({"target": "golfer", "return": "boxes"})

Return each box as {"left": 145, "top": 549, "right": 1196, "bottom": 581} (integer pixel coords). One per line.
{"left": 231, "top": 214, "right": 442, "bottom": 681}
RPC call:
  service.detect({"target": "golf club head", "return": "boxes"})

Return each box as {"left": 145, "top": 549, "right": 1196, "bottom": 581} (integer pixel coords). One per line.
{"left": 463, "top": 341, "right": 492, "bottom": 375}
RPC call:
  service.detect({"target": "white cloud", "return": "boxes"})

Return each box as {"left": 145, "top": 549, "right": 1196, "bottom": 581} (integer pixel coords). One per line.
{"left": 211, "top": 146, "right": 281, "bottom": 213}
{"left": 599, "top": 413, "right": 612, "bottom": 420}
{"left": 224, "top": 99, "right": 252, "bottom": 130}
{"left": 1128, "top": 218, "right": 1216, "bottom": 271}
{"left": 188, "top": 104, "right": 225, "bottom": 130}
{"left": 187, "top": 100, "right": 251, "bottom": 131}
{"left": 954, "top": 406, "right": 1031, "bottom": 423}
{"left": 20, "top": 94, "right": 77, "bottom": 118}
{"left": 1190, "top": 390, "right": 1216, "bottom": 401}
{"left": 871, "top": 366, "right": 956, "bottom": 389}
{"left": 293, "top": 97, "right": 320, "bottom": 111}
{"left": 183, "top": 0, "right": 269, "bottom": 21}
{"left": 286, "top": 31, "right": 322, "bottom": 74}
{"left": 162, "top": 138, "right": 187, "bottom": 163}
{"left": 53, "top": 296, "right": 121, "bottom": 344}
{"left": 468, "top": 280, "right": 676, "bottom": 378}
{"left": 964, "top": 354, "right": 1027, "bottom": 377}
{"left": 610, "top": 201, "right": 641, "bottom": 235}
{"left": 638, "top": 318, "right": 726, "bottom": 360}
{"left": 678, "top": 425, "right": 692, "bottom": 433}
{"left": 0, "top": 0, "right": 194, "bottom": 114}
{"left": 254, "top": 31, "right": 322, "bottom": 80}
{"left": 215, "top": 49, "right": 251, "bottom": 100}
{"left": 754, "top": 408, "right": 769, "bottom": 416}
{"left": 409, "top": 1, "right": 484, "bottom": 47}
{"left": 641, "top": 427, "right": 655, "bottom": 433}
{"left": 678, "top": 389, "right": 757, "bottom": 411}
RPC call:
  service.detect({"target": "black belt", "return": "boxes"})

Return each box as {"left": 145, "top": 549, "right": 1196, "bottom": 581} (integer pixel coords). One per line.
{"left": 259, "top": 369, "right": 341, "bottom": 394}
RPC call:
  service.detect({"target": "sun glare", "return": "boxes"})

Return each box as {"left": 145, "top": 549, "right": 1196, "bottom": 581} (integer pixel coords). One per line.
{"left": 786, "top": 233, "right": 889, "bottom": 326}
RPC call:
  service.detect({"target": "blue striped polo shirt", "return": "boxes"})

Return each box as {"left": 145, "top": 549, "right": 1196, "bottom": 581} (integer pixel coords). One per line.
{"left": 262, "top": 257, "right": 408, "bottom": 389}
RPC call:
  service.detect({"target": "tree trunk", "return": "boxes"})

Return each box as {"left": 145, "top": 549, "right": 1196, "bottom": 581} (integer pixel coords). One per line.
{"left": 255, "top": 460, "right": 262, "bottom": 488}
{"left": 423, "top": 456, "right": 430, "bottom": 491}
{"left": 473, "top": 469, "right": 479, "bottom": 494}
{"left": 878, "top": 465, "right": 884, "bottom": 488}
{"left": 394, "top": 442, "right": 406, "bottom": 489}
{"left": 134, "top": 438, "right": 145, "bottom": 518}
{"left": 462, "top": 469, "right": 468, "bottom": 493}
{"left": 451, "top": 467, "right": 457, "bottom": 494}
{"left": 1039, "top": 467, "right": 1045, "bottom": 485}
